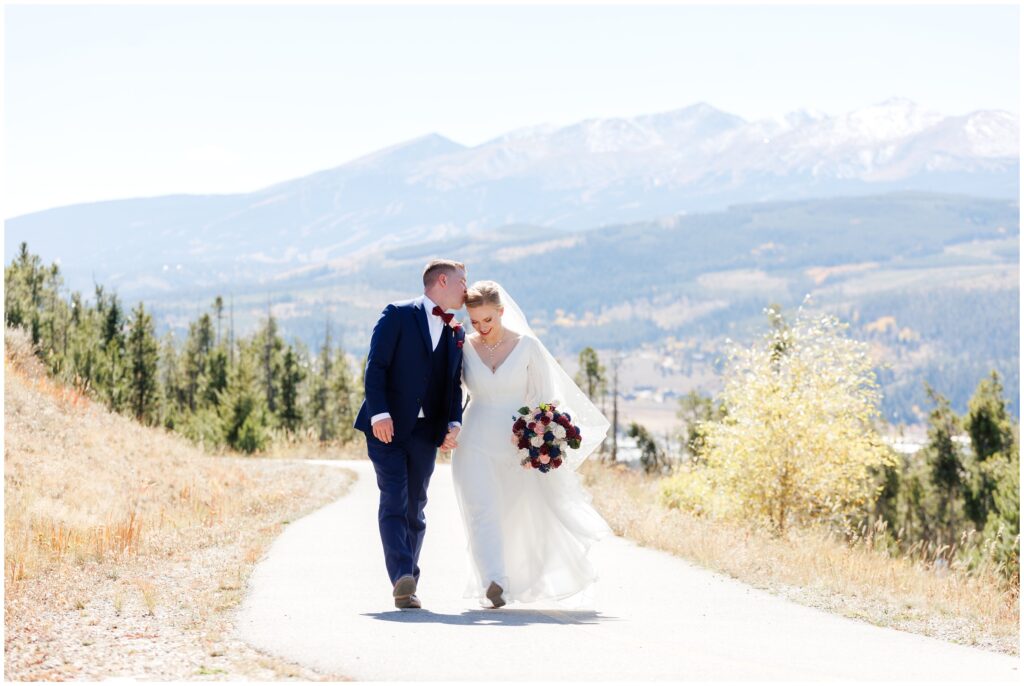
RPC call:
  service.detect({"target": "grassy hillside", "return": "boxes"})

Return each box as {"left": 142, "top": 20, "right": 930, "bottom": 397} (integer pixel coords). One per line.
{"left": 3, "top": 326, "right": 355, "bottom": 680}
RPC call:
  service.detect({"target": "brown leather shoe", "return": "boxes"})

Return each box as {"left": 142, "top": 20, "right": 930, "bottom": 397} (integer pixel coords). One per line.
{"left": 393, "top": 575, "right": 419, "bottom": 609}
{"left": 486, "top": 581, "right": 506, "bottom": 609}
{"left": 395, "top": 593, "right": 422, "bottom": 609}
{"left": 393, "top": 575, "right": 416, "bottom": 597}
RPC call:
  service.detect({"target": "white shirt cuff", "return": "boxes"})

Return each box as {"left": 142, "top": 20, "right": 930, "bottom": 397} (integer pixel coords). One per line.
{"left": 448, "top": 421, "right": 461, "bottom": 430}
{"left": 370, "top": 412, "right": 391, "bottom": 425}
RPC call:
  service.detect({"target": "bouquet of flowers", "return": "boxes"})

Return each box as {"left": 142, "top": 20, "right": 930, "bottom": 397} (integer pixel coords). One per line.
{"left": 511, "top": 401, "right": 582, "bottom": 472}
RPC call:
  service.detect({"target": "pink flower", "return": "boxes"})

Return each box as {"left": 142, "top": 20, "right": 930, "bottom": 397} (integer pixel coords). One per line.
{"left": 539, "top": 454, "right": 551, "bottom": 465}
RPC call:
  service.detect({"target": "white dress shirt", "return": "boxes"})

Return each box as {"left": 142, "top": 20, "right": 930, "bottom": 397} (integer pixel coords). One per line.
{"left": 370, "top": 294, "right": 461, "bottom": 431}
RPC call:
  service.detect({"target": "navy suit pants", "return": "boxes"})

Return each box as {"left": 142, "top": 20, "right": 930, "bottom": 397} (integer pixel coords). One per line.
{"left": 365, "top": 418, "right": 438, "bottom": 587}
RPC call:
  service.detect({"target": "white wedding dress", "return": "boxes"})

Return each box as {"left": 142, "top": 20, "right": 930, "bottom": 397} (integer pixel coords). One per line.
{"left": 451, "top": 332, "right": 613, "bottom": 606}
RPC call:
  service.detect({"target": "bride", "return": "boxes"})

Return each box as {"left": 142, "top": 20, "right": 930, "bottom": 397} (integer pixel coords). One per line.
{"left": 450, "top": 280, "right": 612, "bottom": 608}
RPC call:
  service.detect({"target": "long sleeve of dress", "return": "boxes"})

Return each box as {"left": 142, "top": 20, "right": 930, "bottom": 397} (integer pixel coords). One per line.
{"left": 524, "top": 336, "right": 557, "bottom": 409}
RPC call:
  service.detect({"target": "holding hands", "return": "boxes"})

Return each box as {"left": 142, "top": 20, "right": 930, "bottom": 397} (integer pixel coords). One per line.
{"left": 441, "top": 426, "right": 460, "bottom": 451}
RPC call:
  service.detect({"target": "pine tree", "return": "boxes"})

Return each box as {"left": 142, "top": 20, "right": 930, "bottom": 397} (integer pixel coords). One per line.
{"left": 217, "top": 339, "right": 269, "bottom": 454}
{"left": 203, "top": 346, "right": 229, "bottom": 408}
{"left": 4, "top": 242, "right": 45, "bottom": 337}
{"left": 213, "top": 296, "right": 225, "bottom": 346}
{"left": 962, "top": 371, "right": 1019, "bottom": 580}
{"left": 963, "top": 371, "right": 1017, "bottom": 530}
{"left": 102, "top": 292, "right": 124, "bottom": 349}
{"left": 922, "top": 383, "right": 967, "bottom": 543}
{"left": 65, "top": 289, "right": 101, "bottom": 395}
{"left": 628, "top": 421, "right": 668, "bottom": 474}
{"left": 95, "top": 288, "right": 129, "bottom": 412}
{"left": 159, "top": 331, "right": 185, "bottom": 429}
{"left": 41, "top": 263, "right": 70, "bottom": 375}
{"left": 4, "top": 243, "right": 71, "bottom": 374}
{"left": 301, "top": 320, "right": 360, "bottom": 444}
{"left": 310, "top": 323, "right": 334, "bottom": 442}
{"left": 127, "top": 302, "right": 160, "bottom": 424}
{"left": 280, "top": 347, "right": 305, "bottom": 433}
{"left": 982, "top": 449, "right": 1020, "bottom": 581}
{"left": 330, "top": 345, "right": 359, "bottom": 444}
{"left": 258, "top": 312, "right": 285, "bottom": 418}
{"left": 183, "top": 313, "right": 215, "bottom": 411}
{"left": 575, "top": 347, "right": 607, "bottom": 402}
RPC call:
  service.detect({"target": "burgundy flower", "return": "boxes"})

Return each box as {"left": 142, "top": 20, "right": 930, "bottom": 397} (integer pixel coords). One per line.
{"left": 552, "top": 457, "right": 563, "bottom": 468}
{"left": 539, "top": 444, "right": 549, "bottom": 455}
{"left": 541, "top": 415, "right": 552, "bottom": 425}
{"left": 517, "top": 437, "right": 530, "bottom": 449}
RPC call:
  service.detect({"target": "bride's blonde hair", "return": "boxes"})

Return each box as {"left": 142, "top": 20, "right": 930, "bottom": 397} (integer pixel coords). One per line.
{"left": 465, "top": 280, "right": 503, "bottom": 309}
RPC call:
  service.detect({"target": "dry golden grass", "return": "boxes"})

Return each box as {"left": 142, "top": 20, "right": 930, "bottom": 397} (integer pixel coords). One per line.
{"left": 4, "top": 327, "right": 357, "bottom": 680}
{"left": 580, "top": 459, "right": 1019, "bottom": 656}
{"left": 261, "top": 429, "right": 368, "bottom": 461}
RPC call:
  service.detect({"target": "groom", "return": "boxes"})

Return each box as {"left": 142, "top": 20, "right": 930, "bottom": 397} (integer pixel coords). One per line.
{"left": 354, "top": 259, "right": 468, "bottom": 609}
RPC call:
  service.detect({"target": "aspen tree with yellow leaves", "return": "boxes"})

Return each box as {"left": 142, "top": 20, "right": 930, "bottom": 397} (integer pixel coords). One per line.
{"left": 661, "top": 300, "right": 898, "bottom": 535}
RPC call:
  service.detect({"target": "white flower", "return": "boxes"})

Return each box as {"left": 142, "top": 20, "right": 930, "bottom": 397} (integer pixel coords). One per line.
{"left": 517, "top": 447, "right": 531, "bottom": 460}
{"left": 552, "top": 424, "right": 566, "bottom": 439}
{"left": 530, "top": 435, "right": 545, "bottom": 447}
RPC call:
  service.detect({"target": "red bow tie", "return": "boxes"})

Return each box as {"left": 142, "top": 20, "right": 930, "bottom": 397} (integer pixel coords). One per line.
{"left": 431, "top": 305, "right": 454, "bottom": 325}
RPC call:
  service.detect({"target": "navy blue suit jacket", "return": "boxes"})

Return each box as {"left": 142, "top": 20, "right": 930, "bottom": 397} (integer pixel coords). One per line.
{"left": 354, "top": 297, "right": 465, "bottom": 447}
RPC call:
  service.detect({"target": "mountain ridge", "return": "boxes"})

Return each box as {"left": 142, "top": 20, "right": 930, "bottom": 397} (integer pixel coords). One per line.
{"left": 5, "top": 99, "right": 1017, "bottom": 299}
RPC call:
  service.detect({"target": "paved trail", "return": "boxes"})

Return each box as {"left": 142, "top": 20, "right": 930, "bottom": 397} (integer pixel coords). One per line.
{"left": 235, "top": 460, "right": 1019, "bottom": 681}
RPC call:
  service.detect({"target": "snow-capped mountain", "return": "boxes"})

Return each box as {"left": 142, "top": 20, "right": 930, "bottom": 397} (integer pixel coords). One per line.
{"left": 5, "top": 99, "right": 1018, "bottom": 297}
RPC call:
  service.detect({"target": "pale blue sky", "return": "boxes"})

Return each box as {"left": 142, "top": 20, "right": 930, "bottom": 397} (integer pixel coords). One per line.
{"left": 4, "top": 3, "right": 1020, "bottom": 218}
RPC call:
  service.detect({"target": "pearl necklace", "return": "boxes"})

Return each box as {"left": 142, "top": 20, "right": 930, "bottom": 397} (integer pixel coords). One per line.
{"left": 480, "top": 332, "right": 505, "bottom": 371}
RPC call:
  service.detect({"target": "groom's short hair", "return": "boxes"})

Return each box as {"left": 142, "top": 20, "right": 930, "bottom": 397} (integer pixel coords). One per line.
{"left": 423, "top": 259, "right": 465, "bottom": 287}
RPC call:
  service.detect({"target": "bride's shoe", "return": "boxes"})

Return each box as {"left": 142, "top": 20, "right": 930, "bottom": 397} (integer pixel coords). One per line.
{"left": 486, "top": 581, "right": 506, "bottom": 608}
